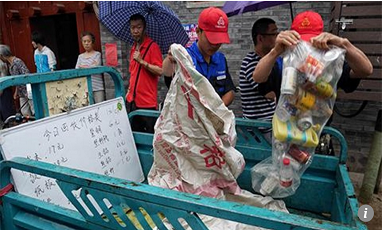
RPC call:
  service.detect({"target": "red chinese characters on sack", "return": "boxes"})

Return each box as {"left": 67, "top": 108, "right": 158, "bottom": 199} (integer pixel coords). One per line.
{"left": 200, "top": 144, "right": 226, "bottom": 169}
{"left": 181, "top": 85, "right": 194, "bottom": 119}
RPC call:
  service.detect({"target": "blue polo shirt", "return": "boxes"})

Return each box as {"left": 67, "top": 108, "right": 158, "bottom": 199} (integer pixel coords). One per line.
{"left": 186, "top": 42, "right": 235, "bottom": 97}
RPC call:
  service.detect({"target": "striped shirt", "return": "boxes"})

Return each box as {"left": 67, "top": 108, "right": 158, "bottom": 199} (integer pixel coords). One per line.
{"left": 239, "top": 52, "right": 276, "bottom": 122}
{"left": 76, "top": 51, "right": 104, "bottom": 91}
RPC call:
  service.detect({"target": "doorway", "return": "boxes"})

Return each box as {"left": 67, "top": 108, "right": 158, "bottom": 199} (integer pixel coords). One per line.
{"left": 29, "top": 13, "right": 80, "bottom": 70}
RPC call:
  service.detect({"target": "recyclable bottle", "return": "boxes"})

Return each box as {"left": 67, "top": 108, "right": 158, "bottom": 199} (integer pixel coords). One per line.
{"left": 297, "top": 111, "right": 313, "bottom": 131}
{"left": 314, "top": 80, "right": 334, "bottom": 98}
{"left": 281, "top": 67, "right": 298, "bottom": 95}
{"left": 260, "top": 173, "right": 279, "bottom": 195}
{"left": 280, "top": 158, "right": 293, "bottom": 187}
{"left": 275, "top": 95, "right": 298, "bottom": 122}
{"left": 293, "top": 88, "right": 333, "bottom": 117}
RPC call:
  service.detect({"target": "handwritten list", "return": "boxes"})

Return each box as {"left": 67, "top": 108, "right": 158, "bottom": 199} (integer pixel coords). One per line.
{"left": 0, "top": 97, "right": 144, "bottom": 210}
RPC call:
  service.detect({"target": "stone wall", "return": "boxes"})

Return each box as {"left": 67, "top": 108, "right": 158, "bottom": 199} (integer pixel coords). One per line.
{"left": 98, "top": 1, "right": 379, "bottom": 173}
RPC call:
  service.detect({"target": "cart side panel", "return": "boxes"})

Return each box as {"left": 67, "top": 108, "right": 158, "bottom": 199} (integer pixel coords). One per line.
{"left": 2, "top": 157, "right": 357, "bottom": 230}
{"left": 133, "top": 120, "right": 341, "bottom": 215}
{"left": 331, "top": 165, "right": 367, "bottom": 229}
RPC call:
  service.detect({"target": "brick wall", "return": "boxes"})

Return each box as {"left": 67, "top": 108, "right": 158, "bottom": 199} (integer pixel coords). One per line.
{"left": 98, "top": 1, "right": 378, "bottom": 173}
{"left": 331, "top": 100, "right": 382, "bottom": 172}
{"left": 99, "top": 23, "right": 129, "bottom": 100}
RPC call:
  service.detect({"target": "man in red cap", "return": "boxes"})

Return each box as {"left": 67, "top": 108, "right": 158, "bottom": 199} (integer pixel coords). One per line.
{"left": 252, "top": 11, "right": 373, "bottom": 156}
{"left": 252, "top": 11, "right": 373, "bottom": 100}
{"left": 163, "top": 7, "right": 235, "bottom": 106}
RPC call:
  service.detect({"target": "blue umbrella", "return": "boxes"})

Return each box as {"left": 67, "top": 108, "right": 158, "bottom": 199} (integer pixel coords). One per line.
{"left": 99, "top": 1, "right": 189, "bottom": 54}
{"left": 223, "top": 1, "right": 294, "bottom": 19}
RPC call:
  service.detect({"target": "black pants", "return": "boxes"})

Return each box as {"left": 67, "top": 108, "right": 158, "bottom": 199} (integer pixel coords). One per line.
{"left": 0, "top": 87, "right": 16, "bottom": 122}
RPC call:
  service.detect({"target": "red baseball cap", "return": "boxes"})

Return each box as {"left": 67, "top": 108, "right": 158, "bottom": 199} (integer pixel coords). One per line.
{"left": 291, "top": 11, "right": 323, "bottom": 42}
{"left": 198, "top": 7, "right": 230, "bottom": 44}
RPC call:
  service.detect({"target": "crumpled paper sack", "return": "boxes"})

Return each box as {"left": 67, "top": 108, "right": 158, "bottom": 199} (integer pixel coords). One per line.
{"left": 148, "top": 44, "right": 288, "bottom": 229}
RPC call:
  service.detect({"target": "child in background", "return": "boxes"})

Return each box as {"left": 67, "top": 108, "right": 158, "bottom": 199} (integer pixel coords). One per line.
{"left": 32, "top": 31, "right": 57, "bottom": 72}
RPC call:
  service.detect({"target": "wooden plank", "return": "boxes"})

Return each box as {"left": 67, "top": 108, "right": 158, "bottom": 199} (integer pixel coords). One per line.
{"left": 341, "top": 5, "right": 382, "bottom": 17}
{"left": 343, "top": 1, "right": 382, "bottom": 6}
{"left": 358, "top": 80, "right": 382, "bottom": 90}
{"left": 370, "top": 69, "right": 382, "bottom": 80}
{"left": 330, "top": 2, "right": 342, "bottom": 34}
{"left": 368, "top": 56, "right": 382, "bottom": 68}
{"left": 337, "top": 91, "right": 382, "bottom": 102}
{"left": 340, "top": 31, "right": 382, "bottom": 42}
{"left": 354, "top": 44, "right": 382, "bottom": 56}
{"left": 344, "top": 18, "right": 382, "bottom": 30}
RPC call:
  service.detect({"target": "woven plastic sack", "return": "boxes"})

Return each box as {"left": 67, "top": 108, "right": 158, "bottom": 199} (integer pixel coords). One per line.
{"left": 148, "top": 44, "right": 288, "bottom": 229}
{"left": 251, "top": 41, "right": 346, "bottom": 198}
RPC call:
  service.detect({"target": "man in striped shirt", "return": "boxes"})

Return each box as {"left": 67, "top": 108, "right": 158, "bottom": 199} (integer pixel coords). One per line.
{"left": 240, "top": 18, "right": 281, "bottom": 135}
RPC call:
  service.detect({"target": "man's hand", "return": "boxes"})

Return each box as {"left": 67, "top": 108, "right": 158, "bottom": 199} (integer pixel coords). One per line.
{"left": 166, "top": 49, "right": 176, "bottom": 64}
{"left": 264, "top": 91, "right": 276, "bottom": 102}
{"left": 274, "top": 30, "right": 301, "bottom": 55}
{"left": 133, "top": 51, "right": 142, "bottom": 63}
{"left": 310, "top": 32, "right": 345, "bottom": 50}
{"left": 162, "top": 48, "right": 177, "bottom": 77}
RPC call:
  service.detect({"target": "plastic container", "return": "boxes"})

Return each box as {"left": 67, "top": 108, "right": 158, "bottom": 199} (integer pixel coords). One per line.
{"left": 273, "top": 115, "right": 319, "bottom": 147}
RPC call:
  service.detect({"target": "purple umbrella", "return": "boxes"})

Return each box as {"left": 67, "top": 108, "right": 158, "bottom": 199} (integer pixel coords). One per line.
{"left": 223, "top": 1, "right": 294, "bottom": 19}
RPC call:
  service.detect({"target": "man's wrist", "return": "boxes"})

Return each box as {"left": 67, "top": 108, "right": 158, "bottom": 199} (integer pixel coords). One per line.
{"left": 340, "top": 38, "right": 351, "bottom": 50}
{"left": 141, "top": 61, "right": 149, "bottom": 68}
{"left": 269, "top": 48, "right": 282, "bottom": 59}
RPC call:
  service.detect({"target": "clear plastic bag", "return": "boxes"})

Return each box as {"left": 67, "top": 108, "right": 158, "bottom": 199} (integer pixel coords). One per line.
{"left": 251, "top": 41, "right": 345, "bottom": 198}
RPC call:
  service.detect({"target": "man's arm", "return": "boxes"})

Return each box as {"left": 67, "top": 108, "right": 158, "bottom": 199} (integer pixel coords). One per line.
{"left": 222, "top": 57, "right": 235, "bottom": 106}
{"left": 222, "top": 90, "right": 234, "bottom": 106}
{"left": 162, "top": 52, "right": 176, "bottom": 77}
{"left": 47, "top": 49, "right": 57, "bottom": 71}
{"left": 311, "top": 32, "right": 373, "bottom": 78}
{"left": 134, "top": 44, "right": 163, "bottom": 76}
{"left": 252, "top": 48, "right": 280, "bottom": 83}
{"left": 140, "top": 60, "right": 162, "bottom": 76}
{"left": 252, "top": 30, "right": 300, "bottom": 83}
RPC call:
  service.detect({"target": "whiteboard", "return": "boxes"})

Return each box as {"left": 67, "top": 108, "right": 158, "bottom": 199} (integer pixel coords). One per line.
{"left": 0, "top": 97, "right": 144, "bottom": 210}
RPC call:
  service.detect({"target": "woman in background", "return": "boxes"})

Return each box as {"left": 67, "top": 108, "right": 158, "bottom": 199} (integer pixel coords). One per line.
{"left": 0, "top": 45, "right": 33, "bottom": 116}
{"left": 75, "top": 32, "right": 105, "bottom": 103}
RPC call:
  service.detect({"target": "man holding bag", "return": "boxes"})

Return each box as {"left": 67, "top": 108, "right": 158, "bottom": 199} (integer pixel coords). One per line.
{"left": 163, "top": 7, "right": 235, "bottom": 106}
{"left": 126, "top": 14, "right": 163, "bottom": 133}
{"left": 252, "top": 11, "right": 373, "bottom": 101}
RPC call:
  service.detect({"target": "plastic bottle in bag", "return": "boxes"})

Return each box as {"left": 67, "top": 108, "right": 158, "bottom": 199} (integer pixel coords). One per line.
{"left": 280, "top": 158, "right": 293, "bottom": 187}
{"left": 260, "top": 172, "right": 279, "bottom": 195}
{"left": 292, "top": 88, "right": 333, "bottom": 117}
{"left": 314, "top": 80, "right": 335, "bottom": 98}
{"left": 281, "top": 67, "right": 298, "bottom": 95}
{"left": 275, "top": 95, "right": 298, "bottom": 122}
{"left": 297, "top": 111, "right": 313, "bottom": 131}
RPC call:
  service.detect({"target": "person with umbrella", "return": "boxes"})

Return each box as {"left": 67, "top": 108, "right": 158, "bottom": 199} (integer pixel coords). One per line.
{"left": 126, "top": 13, "right": 163, "bottom": 133}
{"left": 163, "top": 7, "right": 235, "bottom": 106}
